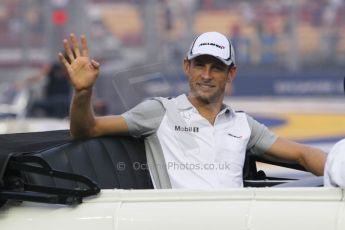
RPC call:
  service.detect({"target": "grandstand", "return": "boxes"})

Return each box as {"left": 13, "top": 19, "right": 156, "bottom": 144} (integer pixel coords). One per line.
{"left": 101, "top": 3, "right": 143, "bottom": 46}
{"left": 0, "top": 0, "right": 344, "bottom": 68}
{"left": 93, "top": 0, "right": 345, "bottom": 67}
{"left": 0, "top": 0, "right": 343, "bottom": 144}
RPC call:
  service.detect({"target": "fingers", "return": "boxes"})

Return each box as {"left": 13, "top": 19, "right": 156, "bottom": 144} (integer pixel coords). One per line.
{"left": 81, "top": 35, "right": 89, "bottom": 57}
{"left": 63, "top": 38, "right": 75, "bottom": 62}
{"left": 62, "top": 33, "right": 84, "bottom": 61}
{"left": 91, "top": 60, "right": 100, "bottom": 69}
{"left": 58, "top": 52, "right": 71, "bottom": 76}
{"left": 70, "top": 33, "right": 81, "bottom": 57}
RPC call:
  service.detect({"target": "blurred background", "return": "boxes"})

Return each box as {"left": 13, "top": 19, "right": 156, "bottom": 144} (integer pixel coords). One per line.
{"left": 0, "top": 0, "right": 344, "bottom": 155}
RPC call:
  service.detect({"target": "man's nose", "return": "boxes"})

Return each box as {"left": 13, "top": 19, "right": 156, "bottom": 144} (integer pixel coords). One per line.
{"left": 201, "top": 66, "right": 212, "bottom": 80}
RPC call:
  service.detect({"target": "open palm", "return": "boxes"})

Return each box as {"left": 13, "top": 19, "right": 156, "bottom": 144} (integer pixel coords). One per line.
{"left": 59, "top": 34, "right": 100, "bottom": 92}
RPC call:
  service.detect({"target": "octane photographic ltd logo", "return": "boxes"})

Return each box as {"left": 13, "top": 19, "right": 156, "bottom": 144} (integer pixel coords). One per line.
{"left": 116, "top": 162, "right": 231, "bottom": 171}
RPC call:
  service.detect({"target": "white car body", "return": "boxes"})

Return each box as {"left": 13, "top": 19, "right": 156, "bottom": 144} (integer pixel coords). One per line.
{"left": 0, "top": 131, "right": 342, "bottom": 230}
{"left": 1, "top": 188, "right": 344, "bottom": 230}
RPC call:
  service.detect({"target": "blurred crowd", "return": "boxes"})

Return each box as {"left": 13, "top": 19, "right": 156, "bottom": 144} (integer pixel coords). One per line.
{"left": 195, "top": 0, "right": 345, "bottom": 66}
{"left": 0, "top": 0, "right": 343, "bottom": 120}
{"left": 0, "top": 0, "right": 343, "bottom": 66}
{"left": 0, "top": 0, "right": 44, "bottom": 47}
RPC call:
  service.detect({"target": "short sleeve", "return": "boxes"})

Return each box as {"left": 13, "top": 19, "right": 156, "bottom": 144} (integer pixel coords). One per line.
{"left": 122, "top": 99, "right": 165, "bottom": 137}
{"left": 246, "top": 114, "right": 278, "bottom": 156}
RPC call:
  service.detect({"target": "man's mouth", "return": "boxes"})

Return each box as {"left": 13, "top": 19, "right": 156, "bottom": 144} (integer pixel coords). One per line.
{"left": 197, "top": 83, "right": 214, "bottom": 89}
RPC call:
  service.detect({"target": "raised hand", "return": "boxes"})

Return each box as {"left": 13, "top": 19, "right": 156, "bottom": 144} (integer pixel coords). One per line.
{"left": 58, "top": 33, "right": 100, "bottom": 92}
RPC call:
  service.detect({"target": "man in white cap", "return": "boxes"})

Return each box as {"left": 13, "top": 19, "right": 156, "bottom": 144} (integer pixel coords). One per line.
{"left": 59, "top": 32, "right": 326, "bottom": 189}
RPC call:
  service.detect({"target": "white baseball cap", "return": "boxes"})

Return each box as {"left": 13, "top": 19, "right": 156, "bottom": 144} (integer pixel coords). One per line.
{"left": 187, "top": 32, "right": 235, "bottom": 66}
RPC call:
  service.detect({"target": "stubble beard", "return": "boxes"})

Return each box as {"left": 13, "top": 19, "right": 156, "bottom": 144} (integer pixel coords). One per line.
{"left": 189, "top": 82, "right": 225, "bottom": 105}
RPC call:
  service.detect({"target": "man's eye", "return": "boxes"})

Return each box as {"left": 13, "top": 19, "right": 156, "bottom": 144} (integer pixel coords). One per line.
{"left": 194, "top": 63, "right": 204, "bottom": 67}
{"left": 213, "top": 66, "right": 224, "bottom": 71}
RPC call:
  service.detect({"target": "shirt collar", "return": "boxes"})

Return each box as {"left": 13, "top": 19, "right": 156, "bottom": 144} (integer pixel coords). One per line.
{"left": 175, "top": 94, "right": 236, "bottom": 117}
{"left": 175, "top": 94, "right": 194, "bottom": 110}
{"left": 219, "top": 104, "right": 235, "bottom": 118}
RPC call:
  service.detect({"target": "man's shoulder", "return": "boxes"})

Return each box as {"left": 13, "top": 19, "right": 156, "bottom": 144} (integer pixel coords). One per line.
{"left": 223, "top": 105, "right": 249, "bottom": 119}
{"left": 152, "top": 94, "right": 192, "bottom": 110}
{"left": 124, "top": 98, "right": 166, "bottom": 117}
{"left": 140, "top": 97, "right": 167, "bottom": 107}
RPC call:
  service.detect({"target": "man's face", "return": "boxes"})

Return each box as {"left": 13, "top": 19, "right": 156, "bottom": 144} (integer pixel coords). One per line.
{"left": 183, "top": 55, "right": 236, "bottom": 104}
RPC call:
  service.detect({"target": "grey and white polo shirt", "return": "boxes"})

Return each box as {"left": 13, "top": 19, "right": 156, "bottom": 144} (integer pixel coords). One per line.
{"left": 122, "top": 94, "right": 277, "bottom": 189}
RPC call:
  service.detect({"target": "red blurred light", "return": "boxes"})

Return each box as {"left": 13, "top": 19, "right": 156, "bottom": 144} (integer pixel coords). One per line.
{"left": 52, "top": 10, "right": 68, "bottom": 26}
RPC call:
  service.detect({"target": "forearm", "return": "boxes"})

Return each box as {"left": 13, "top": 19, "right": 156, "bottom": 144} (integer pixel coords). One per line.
{"left": 70, "top": 88, "right": 96, "bottom": 139}
{"left": 266, "top": 138, "right": 327, "bottom": 176}
{"left": 299, "top": 146, "right": 326, "bottom": 176}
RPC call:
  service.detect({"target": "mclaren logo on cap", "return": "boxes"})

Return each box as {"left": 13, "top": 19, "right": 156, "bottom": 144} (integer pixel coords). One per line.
{"left": 199, "top": 42, "right": 225, "bottom": 49}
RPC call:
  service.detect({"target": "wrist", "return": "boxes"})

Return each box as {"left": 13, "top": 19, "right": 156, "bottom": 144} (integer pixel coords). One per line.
{"left": 74, "top": 87, "right": 92, "bottom": 95}
{"left": 73, "top": 88, "right": 93, "bottom": 102}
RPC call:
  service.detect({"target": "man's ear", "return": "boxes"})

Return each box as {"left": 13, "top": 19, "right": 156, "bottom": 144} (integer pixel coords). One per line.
{"left": 227, "top": 64, "right": 237, "bottom": 82}
{"left": 183, "top": 58, "right": 190, "bottom": 74}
